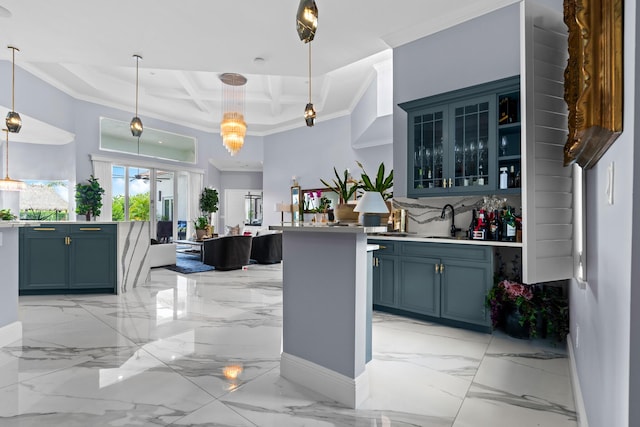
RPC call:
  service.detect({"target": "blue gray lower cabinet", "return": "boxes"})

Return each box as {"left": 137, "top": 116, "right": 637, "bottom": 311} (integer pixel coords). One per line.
{"left": 20, "top": 224, "right": 117, "bottom": 294}
{"left": 369, "top": 239, "right": 493, "bottom": 333}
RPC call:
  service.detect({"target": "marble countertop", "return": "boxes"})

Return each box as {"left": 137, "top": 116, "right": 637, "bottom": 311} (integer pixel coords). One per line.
{"left": 270, "top": 224, "right": 388, "bottom": 234}
{"left": 368, "top": 233, "right": 523, "bottom": 248}
{"left": 0, "top": 221, "right": 29, "bottom": 228}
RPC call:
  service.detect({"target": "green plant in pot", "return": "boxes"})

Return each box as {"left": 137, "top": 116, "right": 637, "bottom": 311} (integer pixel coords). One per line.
{"left": 320, "top": 167, "right": 359, "bottom": 222}
{"left": 0, "top": 208, "right": 16, "bottom": 221}
{"left": 199, "top": 187, "right": 219, "bottom": 235}
{"left": 356, "top": 161, "right": 393, "bottom": 224}
{"left": 75, "top": 175, "right": 105, "bottom": 221}
{"left": 193, "top": 215, "right": 210, "bottom": 241}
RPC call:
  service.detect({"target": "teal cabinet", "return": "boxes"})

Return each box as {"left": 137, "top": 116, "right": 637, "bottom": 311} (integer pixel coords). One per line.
{"left": 19, "top": 226, "right": 69, "bottom": 291}
{"left": 400, "top": 76, "right": 519, "bottom": 198}
{"left": 20, "top": 224, "right": 117, "bottom": 294}
{"left": 398, "top": 256, "right": 440, "bottom": 317}
{"left": 68, "top": 226, "right": 116, "bottom": 290}
{"left": 369, "top": 239, "right": 493, "bottom": 332}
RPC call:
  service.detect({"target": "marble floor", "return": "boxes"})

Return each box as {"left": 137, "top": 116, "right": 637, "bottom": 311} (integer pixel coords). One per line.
{"left": 0, "top": 264, "right": 577, "bottom": 426}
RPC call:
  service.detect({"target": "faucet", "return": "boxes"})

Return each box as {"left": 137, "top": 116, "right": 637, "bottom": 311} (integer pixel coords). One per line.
{"left": 441, "top": 204, "right": 461, "bottom": 237}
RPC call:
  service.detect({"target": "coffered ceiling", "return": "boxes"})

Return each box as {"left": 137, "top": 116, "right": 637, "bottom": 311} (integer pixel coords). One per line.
{"left": 0, "top": 0, "right": 518, "bottom": 139}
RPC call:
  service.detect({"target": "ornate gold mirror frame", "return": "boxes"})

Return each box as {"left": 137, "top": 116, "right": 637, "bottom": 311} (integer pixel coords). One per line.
{"left": 563, "top": 0, "right": 623, "bottom": 168}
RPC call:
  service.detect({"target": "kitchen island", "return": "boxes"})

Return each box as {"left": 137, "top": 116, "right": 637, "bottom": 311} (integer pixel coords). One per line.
{"left": 272, "top": 224, "right": 386, "bottom": 408}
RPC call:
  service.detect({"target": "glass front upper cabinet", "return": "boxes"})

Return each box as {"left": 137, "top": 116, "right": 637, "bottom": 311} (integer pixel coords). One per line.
{"left": 401, "top": 76, "right": 518, "bottom": 197}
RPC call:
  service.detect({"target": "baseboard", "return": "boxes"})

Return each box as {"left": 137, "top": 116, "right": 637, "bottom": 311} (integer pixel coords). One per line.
{"left": 280, "top": 352, "right": 370, "bottom": 408}
{"left": 0, "top": 321, "right": 22, "bottom": 348}
{"left": 567, "top": 334, "right": 589, "bottom": 427}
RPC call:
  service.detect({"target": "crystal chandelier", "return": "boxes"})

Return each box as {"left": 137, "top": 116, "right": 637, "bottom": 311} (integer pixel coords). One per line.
{"left": 219, "top": 73, "right": 247, "bottom": 156}
{"left": 0, "top": 128, "right": 25, "bottom": 191}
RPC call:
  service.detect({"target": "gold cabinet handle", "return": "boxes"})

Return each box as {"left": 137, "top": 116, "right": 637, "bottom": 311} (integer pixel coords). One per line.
{"left": 378, "top": 245, "right": 386, "bottom": 249}
{"left": 35, "top": 228, "right": 56, "bottom": 231}
{"left": 79, "top": 227, "right": 101, "bottom": 231}
{"left": 443, "top": 179, "right": 447, "bottom": 188}
{"left": 435, "top": 264, "right": 439, "bottom": 274}
{"left": 449, "top": 178, "right": 453, "bottom": 188}
{"left": 440, "top": 263, "right": 445, "bottom": 274}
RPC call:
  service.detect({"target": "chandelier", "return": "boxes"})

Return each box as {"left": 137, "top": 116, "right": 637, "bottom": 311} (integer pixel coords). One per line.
{"left": 296, "top": 0, "right": 318, "bottom": 43}
{"left": 219, "top": 73, "right": 247, "bottom": 156}
{"left": 0, "top": 128, "right": 25, "bottom": 191}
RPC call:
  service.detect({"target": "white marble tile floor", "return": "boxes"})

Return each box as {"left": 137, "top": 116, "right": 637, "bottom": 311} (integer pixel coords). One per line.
{"left": 0, "top": 264, "right": 577, "bottom": 426}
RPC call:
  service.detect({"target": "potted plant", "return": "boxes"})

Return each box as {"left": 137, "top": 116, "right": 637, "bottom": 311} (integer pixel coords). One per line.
{"left": 75, "top": 175, "right": 105, "bottom": 221}
{"left": 356, "top": 161, "right": 393, "bottom": 223}
{"left": 320, "top": 167, "right": 359, "bottom": 222}
{"left": 199, "top": 187, "right": 219, "bottom": 234}
{"left": 193, "top": 215, "right": 210, "bottom": 241}
{"left": 486, "top": 279, "right": 538, "bottom": 339}
{"left": 0, "top": 208, "right": 16, "bottom": 221}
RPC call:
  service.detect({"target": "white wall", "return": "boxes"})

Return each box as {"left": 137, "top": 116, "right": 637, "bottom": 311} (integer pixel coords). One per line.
{"left": 262, "top": 115, "right": 393, "bottom": 226}
{"left": 393, "top": 4, "right": 521, "bottom": 197}
{"left": 569, "top": 1, "right": 637, "bottom": 425}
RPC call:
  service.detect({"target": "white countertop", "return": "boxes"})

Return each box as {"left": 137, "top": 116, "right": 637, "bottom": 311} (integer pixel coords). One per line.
{"left": 368, "top": 234, "right": 523, "bottom": 248}
{"left": 0, "top": 221, "right": 28, "bottom": 228}
{"left": 270, "top": 224, "right": 388, "bottom": 234}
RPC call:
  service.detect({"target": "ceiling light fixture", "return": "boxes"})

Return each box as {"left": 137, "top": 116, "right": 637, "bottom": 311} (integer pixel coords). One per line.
{"left": 0, "top": 128, "right": 25, "bottom": 191}
{"left": 219, "top": 73, "right": 247, "bottom": 156}
{"left": 130, "top": 54, "right": 143, "bottom": 137}
{"left": 304, "top": 43, "right": 316, "bottom": 127}
{"left": 6, "top": 46, "right": 22, "bottom": 133}
{"left": 296, "top": 0, "right": 318, "bottom": 43}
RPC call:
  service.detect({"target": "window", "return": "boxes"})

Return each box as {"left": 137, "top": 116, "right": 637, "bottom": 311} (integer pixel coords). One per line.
{"left": 19, "top": 180, "right": 70, "bottom": 221}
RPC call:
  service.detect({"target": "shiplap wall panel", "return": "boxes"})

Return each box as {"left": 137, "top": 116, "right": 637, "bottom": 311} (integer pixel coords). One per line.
{"left": 521, "top": 2, "right": 573, "bottom": 284}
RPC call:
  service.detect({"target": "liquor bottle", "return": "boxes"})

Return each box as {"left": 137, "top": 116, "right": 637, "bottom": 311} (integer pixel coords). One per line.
{"left": 508, "top": 165, "right": 515, "bottom": 188}
{"left": 515, "top": 169, "right": 521, "bottom": 188}
{"left": 476, "top": 209, "right": 487, "bottom": 240}
{"left": 501, "top": 207, "right": 517, "bottom": 242}
{"left": 468, "top": 209, "right": 477, "bottom": 239}
{"left": 490, "top": 209, "right": 501, "bottom": 241}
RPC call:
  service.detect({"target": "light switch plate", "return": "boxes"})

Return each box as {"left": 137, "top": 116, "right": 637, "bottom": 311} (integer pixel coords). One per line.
{"left": 607, "top": 162, "right": 614, "bottom": 205}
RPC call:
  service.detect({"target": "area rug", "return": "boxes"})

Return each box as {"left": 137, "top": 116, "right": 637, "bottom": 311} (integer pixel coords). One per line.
{"left": 164, "top": 252, "right": 214, "bottom": 274}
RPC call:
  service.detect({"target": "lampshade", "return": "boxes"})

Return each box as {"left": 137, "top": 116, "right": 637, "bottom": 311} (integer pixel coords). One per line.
{"left": 220, "top": 73, "right": 247, "bottom": 156}
{"left": 130, "top": 54, "right": 143, "bottom": 137}
{"left": 354, "top": 192, "right": 388, "bottom": 227}
{"left": 0, "top": 128, "right": 25, "bottom": 191}
{"left": 296, "top": 0, "right": 318, "bottom": 43}
{"left": 354, "top": 192, "right": 390, "bottom": 214}
{"left": 6, "top": 46, "right": 22, "bottom": 133}
{"left": 275, "top": 202, "right": 292, "bottom": 212}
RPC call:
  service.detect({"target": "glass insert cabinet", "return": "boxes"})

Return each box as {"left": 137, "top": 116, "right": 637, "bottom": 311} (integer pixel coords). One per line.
{"left": 401, "top": 76, "right": 520, "bottom": 197}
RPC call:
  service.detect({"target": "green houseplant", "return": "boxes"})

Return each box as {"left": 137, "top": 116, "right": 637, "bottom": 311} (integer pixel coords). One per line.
{"left": 198, "top": 187, "right": 219, "bottom": 236}
{"left": 193, "top": 215, "right": 210, "bottom": 241}
{"left": 356, "top": 161, "right": 393, "bottom": 200}
{"left": 320, "top": 167, "right": 359, "bottom": 222}
{"left": 75, "top": 175, "right": 105, "bottom": 221}
{"left": 0, "top": 208, "right": 16, "bottom": 221}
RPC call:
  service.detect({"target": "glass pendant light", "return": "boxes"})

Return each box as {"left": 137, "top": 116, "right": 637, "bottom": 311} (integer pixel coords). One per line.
{"left": 130, "top": 54, "right": 143, "bottom": 137}
{"left": 220, "top": 73, "right": 248, "bottom": 156}
{"left": 296, "top": 0, "right": 318, "bottom": 43}
{"left": 6, "top": 46, "right": 22, "bottom": 133}
{"left": 304, "top": 43, "right": 316, "bottom": 127}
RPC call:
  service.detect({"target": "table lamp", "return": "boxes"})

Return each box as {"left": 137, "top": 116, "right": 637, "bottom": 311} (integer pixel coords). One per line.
{"left": 275, "top": 202, "right": 292, "bottom": 225}
{"left": 354, "top": 191, "right": 389, "bottom": 226}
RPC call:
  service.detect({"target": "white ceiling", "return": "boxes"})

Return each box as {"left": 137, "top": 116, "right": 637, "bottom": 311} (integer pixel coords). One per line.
{"left": 0, "top": 0, "right": 518, "bottom": 166}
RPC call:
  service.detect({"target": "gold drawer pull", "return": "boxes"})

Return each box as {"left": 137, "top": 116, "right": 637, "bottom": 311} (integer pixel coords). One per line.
{"left": 79, "top": 227, "right": 102, "bottom": 231}
{"left": 378, "top": 245, "right": 386, "bottom": 249}
{"left": 440, "top": 263, "right": 445, "bottom": 274}
{"left": 435, "top": 264, "right": 439, "bottom": 273}
{"left": 34, "top": 228, "right": 56, "bottom": 231}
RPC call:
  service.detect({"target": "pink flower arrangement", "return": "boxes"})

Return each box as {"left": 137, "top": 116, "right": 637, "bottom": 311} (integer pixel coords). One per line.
{"left": 500, "top": 280, "right": 533, "bottom": 301}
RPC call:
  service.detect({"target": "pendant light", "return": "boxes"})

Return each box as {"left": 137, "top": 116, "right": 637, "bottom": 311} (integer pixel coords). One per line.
{"left": 6, "top": 46, "right": 22, "bottom": 133}
{"left": 296, "top": 0, "right": 318, "bottom": 43}
{"left": 304, "top": 42, "right": 316, "bottom": 127}
{"left": 219, "top": 73, "right": 247, "bottom": 156}
{"left": 130, "top": 54, "right": 143, "bottom": 137}
{"left": 0, "top": 128, "right": 25, "bottom": 191}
